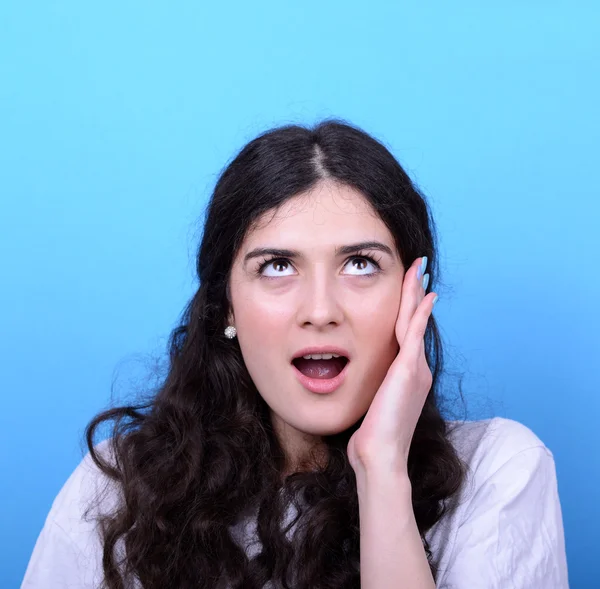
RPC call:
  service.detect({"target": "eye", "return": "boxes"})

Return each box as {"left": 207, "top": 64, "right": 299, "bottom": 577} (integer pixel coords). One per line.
{"left": 259, "top": 258, "right": 295, "bottom": 278}
{"left": 343, "top": 255, "right": 382, "bottom": 276}
{"left": 257, "top": 253, "right": 382, "bottom": 279}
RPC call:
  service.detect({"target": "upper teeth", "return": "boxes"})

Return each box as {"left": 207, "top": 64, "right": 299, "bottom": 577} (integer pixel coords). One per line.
{"left": 301, "top": 353, "right": 341, "bottom": 360}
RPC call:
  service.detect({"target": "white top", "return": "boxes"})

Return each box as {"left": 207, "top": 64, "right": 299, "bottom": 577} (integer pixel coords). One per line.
{"left": 21, "top": 417, "right": 570, "bottom": 588}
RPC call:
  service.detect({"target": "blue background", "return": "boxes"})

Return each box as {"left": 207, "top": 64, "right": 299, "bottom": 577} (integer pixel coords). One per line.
{"left": 2, "top": 1, "right": 598, "bottom": 587}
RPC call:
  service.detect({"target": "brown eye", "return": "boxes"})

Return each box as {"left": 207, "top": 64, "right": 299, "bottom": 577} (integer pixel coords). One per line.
{"left": 258, "top": 258, "right": 295, "bottom": 277}
{"left": 343, "top": 255, "right": 381, "bottom": 276}
{"left": 272, "top": 261, "right": 288, "bottom": 272}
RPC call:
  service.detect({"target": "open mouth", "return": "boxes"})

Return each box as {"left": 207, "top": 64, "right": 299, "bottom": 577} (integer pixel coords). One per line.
{"left": 291, "top": 356, "right": 349, "bottom": 380}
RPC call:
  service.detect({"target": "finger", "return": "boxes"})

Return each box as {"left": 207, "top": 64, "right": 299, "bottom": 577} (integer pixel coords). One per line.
{"left": 396, "top": 256, "right": 428, "bottom": 346}
{"left": 397, "top": 291, "right": 437, "bottom": 366}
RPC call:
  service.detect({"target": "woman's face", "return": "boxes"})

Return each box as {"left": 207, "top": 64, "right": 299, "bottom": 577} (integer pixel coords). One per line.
{"left": 228, "top": 180, "right": 405, "bottom": 468}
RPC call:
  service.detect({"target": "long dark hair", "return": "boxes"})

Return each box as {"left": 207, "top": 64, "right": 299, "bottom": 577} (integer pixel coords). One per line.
{"left": 85, "top": 119, "right": 467, "bottom": 589}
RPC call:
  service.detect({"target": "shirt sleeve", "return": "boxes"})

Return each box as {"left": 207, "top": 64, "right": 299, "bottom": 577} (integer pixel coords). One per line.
{"left": 438, "top": 445, "right": 570, "bottom": 589}
{"left": 20, "top": 445, "right": 114, "bottom": 589}
{"left": 20, "top": 517, "right": 101, "bottom": 589}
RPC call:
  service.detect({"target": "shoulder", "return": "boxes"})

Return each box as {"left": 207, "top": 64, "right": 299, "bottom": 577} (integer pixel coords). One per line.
{"left": 446, "top": 416, "right": 552, "bottom": 480}
{"left": 443, "top": 416, "right": 557, "bottom": 521}
{"left": 49, "top": 438, "right": 122, "bottom": 534}
{"left": 426, "top": 418, "right": 569, "bottom": 588}
{"left": 21, "top": 439, "right": 123, "bottom": 588}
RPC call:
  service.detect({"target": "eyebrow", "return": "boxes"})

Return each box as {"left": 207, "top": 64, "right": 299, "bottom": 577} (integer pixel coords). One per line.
{"left": 243, "top": 241, "right": 395, "bottom": 266}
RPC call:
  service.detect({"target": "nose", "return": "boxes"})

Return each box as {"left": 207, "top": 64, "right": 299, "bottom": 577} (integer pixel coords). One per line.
{"left": 295, "top": 270, "right": 344, "bottom": 330}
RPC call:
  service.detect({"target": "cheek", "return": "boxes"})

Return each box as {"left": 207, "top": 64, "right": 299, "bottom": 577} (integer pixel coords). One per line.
{"left": 237, "top": 296, "right": 290, "bottom": 344}
{"left": 234, "top": 298, "right": 290, "bottom": 384}
{"left": 354, "top": 286, "right": 400, "bottom": 345}
{"left": 352, "top": 291, "right": 400, "bottom": 388}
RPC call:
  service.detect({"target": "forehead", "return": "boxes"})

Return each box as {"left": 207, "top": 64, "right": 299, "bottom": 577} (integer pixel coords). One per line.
{"left": 244, "top": 181, "right": 391, "bottom": 246}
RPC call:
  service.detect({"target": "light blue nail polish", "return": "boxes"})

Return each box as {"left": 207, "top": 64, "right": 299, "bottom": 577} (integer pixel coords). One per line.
{"left": 433, "top": 295, "right": 439, "bottom": 306}
{"left": 421, "top": 256, "right": 428, "bottom": 275}
{"left": 422, "top": 273, "right": 430, "bottom": 290}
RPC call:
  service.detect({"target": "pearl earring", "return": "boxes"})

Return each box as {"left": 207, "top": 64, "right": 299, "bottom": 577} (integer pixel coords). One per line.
{"left": 224, "top": 325, "right": 237, "bottom": 339}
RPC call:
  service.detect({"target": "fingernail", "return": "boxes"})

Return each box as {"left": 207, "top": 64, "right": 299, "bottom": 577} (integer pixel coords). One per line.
{"left": 422, "top": 273, "right": 430, "bottom": 291}
{"left": 421, "top": 256, "right": 428, "bottom": 275}
{"left": 433, "top": 295, "right": 439, "bottom": 306}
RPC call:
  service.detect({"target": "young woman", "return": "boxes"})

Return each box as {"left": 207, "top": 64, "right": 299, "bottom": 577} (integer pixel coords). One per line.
{"left": 22, "top": 120, "right": 569, "bottom": 588}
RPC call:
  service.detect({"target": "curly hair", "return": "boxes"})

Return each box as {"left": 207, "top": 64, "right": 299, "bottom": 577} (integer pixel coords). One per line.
{"left": 85, "top": 119, "right": 468, "bottom": 589}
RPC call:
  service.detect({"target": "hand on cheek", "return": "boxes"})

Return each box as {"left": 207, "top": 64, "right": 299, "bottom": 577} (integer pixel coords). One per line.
{"left": 347, "top": 256, "right": 438, "bottom": 477}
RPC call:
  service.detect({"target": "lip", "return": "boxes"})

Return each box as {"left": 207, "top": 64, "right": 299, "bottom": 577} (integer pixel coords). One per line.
{"left": 291, "top": 346, "right": 351, "bottom": 361}
{"left": 291, "top": 357, "right": 350, "bottom": 394}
